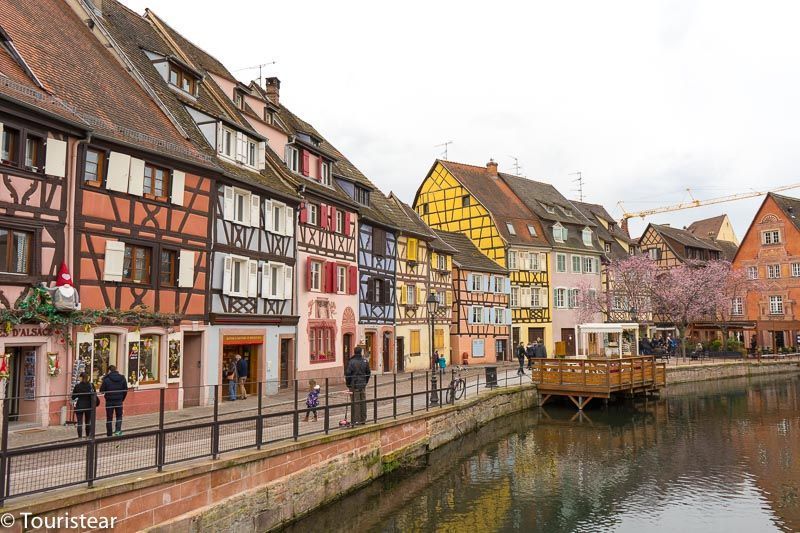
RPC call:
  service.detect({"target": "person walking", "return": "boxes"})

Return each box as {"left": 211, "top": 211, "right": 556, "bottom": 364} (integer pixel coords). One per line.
{"left": 71, "top": 372, "right": 97, "bottom": 438}
{"left": 535, "top": 338, "right": 547, "bottom": 359}
{"left": 235, "top": 354, "right": 248, "bottom": 400}
{"left": 345, "top": 346, "right": 371, "bottom": 425}
{"left": 99, "top": 365, "right": 128, "bottom": 437}
{"left": 225, "top": 359, "right": 238, "bottom": 401}
{"left": 304, "top": 380, "right": 320, "bottom": 422}
{"left": 526, "top": 342, "right": 536, "bottom": 369}
{"left": 516, "top": 342, "right": 527, "bottom": 376}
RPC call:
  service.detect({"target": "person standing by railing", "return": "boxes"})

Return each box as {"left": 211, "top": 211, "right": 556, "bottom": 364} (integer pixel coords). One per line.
{"left": 225, "top": 359, "right": 238, "bottom": 401}
{"left": 235, "top": 354, "right": 248, "bottom": 400}
{"left": 516, "top": 342, "right": 527, "bottom": 376}
{"left": 345, "top": 346, "right": 371, "bottom": 425}
{"left": 71, "top": 372, "right": 98, "bottom": 438}
{"left": 99, "top": 365, "right": 127, "bottom": 437}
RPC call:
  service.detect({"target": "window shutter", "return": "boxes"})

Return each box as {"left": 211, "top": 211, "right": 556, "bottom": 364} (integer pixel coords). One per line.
{"left": 505, "top": 278, "right": 511, "bottom": 294}
{"left": 445, "top": 290, "right": 452, "bottom": 307}
{"left": 235, "top": 132, "right": 245, "bottom": 163}
{"left": 247, "top": 260, "right": 258, "bottom": 297}
{"left": 284, "top": 265, "right": 293, "bottom": 300}
{"left": 431, "top": 252, "right": 438, "bottom": 269}
{"left": 348, "top": 265, "right": 358, "bottom": 295}
{"left": 483, "top": 275, "right": 490, "bottom": 292}
{"left": 261, "top": 261, "right": 270, "bottom": 298}
{"left": 507, "top": 309, "right": 514, "bottom": 325}
{"left": 540, "top": 288, "right": 548, "bottom": 308}
{"left": 106, "top": 151, "right": 131, "bottom": 192}
{"left": 285, "top": 207, "right": 294, "bottom": 237}
{"left": 249, "top": 194, "right": 260, "bottom": 227}
{"left": 446, "top": 255, "right": 452, "bottom": 270}
{"left": 487, "top": 308, "right": 495, "bottom": 324}
{"left": 223, "top": 255, "right": 233, "bottom": 295}
{"left": 467, "top": 274, "right": 474, "bottom": 292}
{"left": 264, "top": 199, "right": 273, "bottom": 232}
{"left": 44, "top": 138, "right": 67, "bottom": 178}
{"left": 418, "top": 286, "right": 425, "bottom": 306}
{"left": 257, "top": 141, "right": 266, "bottom": 170}
{"left": 301, "top": 150, "right": 310, "bottom": 176}
{"left": 299, "top": 202, "right": 308, "bottom": 224}
{"left": 398, "top": 282, "right": 406, "bottom": 305}
{"left": 127, "top": 157, "right": 145, "bottom": 196}
{"left": 223, "top": 186, "right": 234, "bottom": 221}
{"left": 384, "top": 280, "right": 393, "bottom": 305}
{"left": 317, "top": 157, "right": 322, "bottom": 180}
{"left": 366, "top": 278, "right": 374, "bottom": 302}
{"left": 594, "top": 258, "right": 600, "bottom": 273}
{"left": 330, "top": 207, "right": 338, "bottom": 232}
{"left": 171, "top": 170, "right": 185, "bottom": 206}
{"left": 539, "top": 253, "right": 547, "bottom": 271}
{"left": 323, "top": 261, "right": 332, "bottom": 293}
{"left": 216, "top": 123, "right": 224, "bottom": 153}
{"left": 344, "top": 211, "right": 352, "bottom": 237}
{"left": 305, "top": 258, "right": 313, "bottom": 292}
{"left": 320, "top": 204, "right": 329, "bottom": 230}
{"left": 178, "top": 250, "right": 195, "bottom": 288}
{"left": 102, "top": 240, "right": 125, "bottom": 282}
{"left": 467, "top": 306, "right": 474, "bottom": 324}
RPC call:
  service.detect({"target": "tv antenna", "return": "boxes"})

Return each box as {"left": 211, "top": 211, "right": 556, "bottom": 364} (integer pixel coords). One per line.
{"left": 571, "top": 171, "right": 584, "bottom": 201}
{"left": 234, "top": 61, "right": 277, "bottom": 86}
{"left": 435, "top": 140, "right": 453, "bottom": 159}
{"left": 509, "top": 155, "right": 523, "bottom": 176}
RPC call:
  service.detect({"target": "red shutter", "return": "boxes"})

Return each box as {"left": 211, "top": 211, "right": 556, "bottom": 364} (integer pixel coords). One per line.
{"left": 344, "top": 211, "right": 352, "bottom": 236}
{"left": 301, "top": 150, "right": 310, "bottom": 177}
{"left": 348, "top": 265, "right": 358, "bottom": 295}
{"left": 299, "top": 202, "right": 308, "bottom": 224}
{"left": 320, "top": 204, "right": 329, "bottom": 230}
{"left": 330, "top": 207, "right": 338, "bottom": 233}
{"left": 316, "top": 157, "right": 323, "bottom": 181}
{"left": 305, "top": 257, "right": 313, "bottom": 292}
{"left": 326, "top": 262, "right": 337, "bottom": 293}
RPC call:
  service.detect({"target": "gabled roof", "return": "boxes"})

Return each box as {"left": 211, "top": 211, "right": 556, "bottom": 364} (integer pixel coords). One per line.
{"left": 650, "top": 224, "right": 723, "bottom": 252}
{"left": 769, "top": 193, "right": 800, "bottom": 232}
{"left": 432, "top": 230, "right": 506, "bottom": 273}
{"left": 434, "top": 160, "right": 550, "bottom": 248}
{"left": 572, "top": 201, "right": 630, "bottom": 260}
{"left": 386, "top": 194, "right": 440, "bottom": 240}
{"left": 685, "top": 215, "right": 727, "bottom": 240}
{"left": 0, "top": 0, "right": 209, "bottom": 165}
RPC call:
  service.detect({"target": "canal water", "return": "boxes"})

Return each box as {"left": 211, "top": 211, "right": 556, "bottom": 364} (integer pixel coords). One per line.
{"left": 285, "top": 373, "right": 800, "bottom": 532}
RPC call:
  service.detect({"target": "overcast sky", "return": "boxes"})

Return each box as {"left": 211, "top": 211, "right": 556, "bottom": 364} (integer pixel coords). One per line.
{"left": 122, "top": 0, "right": 800, "bottom": 239}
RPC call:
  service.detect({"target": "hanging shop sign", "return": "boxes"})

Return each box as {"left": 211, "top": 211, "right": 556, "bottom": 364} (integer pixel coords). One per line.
{"left": 0, "top": 326, "right": 54, "bottom": 338}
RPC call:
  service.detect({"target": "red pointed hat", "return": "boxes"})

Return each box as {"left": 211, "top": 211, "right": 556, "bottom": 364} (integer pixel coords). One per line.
{"left": 56, "top": 262, "right": 73, "bottom": 287}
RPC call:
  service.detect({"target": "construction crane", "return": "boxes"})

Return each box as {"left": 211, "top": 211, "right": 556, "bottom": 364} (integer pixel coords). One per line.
{"left": 618, "top": 184, "right": 800, "bottom": 220}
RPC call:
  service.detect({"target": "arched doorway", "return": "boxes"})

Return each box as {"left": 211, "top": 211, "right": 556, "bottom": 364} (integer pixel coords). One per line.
{"left": 382, "top": 331, "right": 391, "bottom": 372}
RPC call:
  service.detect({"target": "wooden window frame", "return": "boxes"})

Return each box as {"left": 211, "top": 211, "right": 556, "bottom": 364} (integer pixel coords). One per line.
{"left": 122, "top": 244, "right": 152, "bottom": 284}
{"left": 143, "top": 163, "right": 171, "bottom": 201}
{"left": 24, "top": 134, "right": 44, "bottom": 172}
{"left": 309, "top": 325, "right": 336, "bottom": 363}
{"left": 1, "top": 123, "right": 48, "bottom": 174}
{"left": 82, "top": 147, "right": 107, "bottom": 187}
{"left": 0, "top": 227, "right": 33, "bottom": 275}
{"left": 159, "top": 248, "right": 177, "bottom": 287}
{"left": 1, "top": 126, "right": 19, "bottom": 166}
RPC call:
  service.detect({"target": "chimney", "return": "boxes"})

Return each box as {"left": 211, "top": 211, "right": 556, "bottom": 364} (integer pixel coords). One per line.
{"left": 621, "top": 218, "right": 629, "bottom": 236}
{"left": 265, "top": 77, "right": 280, "bottom": 106}
{"left": 486, "top": 159, "right": 498, "bottom": 176}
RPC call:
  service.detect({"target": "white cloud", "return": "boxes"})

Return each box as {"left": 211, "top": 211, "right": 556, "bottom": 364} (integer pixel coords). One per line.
{"left": 122, "top": 0, "right": 800, "bottom": 240}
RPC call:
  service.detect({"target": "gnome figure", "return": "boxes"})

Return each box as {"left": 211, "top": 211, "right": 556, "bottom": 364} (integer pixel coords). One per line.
{"left": 44, "top": 262, "right": 81, "bottom": 311}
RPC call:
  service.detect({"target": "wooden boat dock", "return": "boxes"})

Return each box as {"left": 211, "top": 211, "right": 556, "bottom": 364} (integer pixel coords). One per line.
{"left": 530, "top": 356, "right": 666, "bottom": 410}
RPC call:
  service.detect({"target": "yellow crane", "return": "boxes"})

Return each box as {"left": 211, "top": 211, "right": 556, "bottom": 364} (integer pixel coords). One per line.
{"left": 618, "top": 184, "right": 800, "bottom": 220}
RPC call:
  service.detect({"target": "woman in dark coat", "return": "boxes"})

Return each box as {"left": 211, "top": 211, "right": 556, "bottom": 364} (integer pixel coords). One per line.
{"left": 71, "top": 372, "right": 96, "bottom": 438}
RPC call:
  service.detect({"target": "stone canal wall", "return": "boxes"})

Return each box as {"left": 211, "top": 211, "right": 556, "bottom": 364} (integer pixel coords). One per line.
{"left": 5, "top": 385, "right": 536, "bottom": 532}
{"left": 665, "top": 359, "right": 800, "bottom": 385}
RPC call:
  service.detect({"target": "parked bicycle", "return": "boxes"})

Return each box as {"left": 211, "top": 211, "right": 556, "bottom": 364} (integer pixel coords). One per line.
{"left": 445, "top": 366, "right": 467, "bottom": 404}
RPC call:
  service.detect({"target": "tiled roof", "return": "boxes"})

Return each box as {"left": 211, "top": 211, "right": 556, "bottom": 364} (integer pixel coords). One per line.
{"left": 436, "top": 160, "right": 550, "bottom": 248}
{"left": 387, "top": 194, "right": 438, "bottom": 239}
{"left": 714, "top": 240, "right": 738, "bottom": 261}
{"left": 650, "top": 224, "right": 723, "bottom": 252}
{"left": 0, "top": 0, "right": 209, "bottom": 166}
{"left": 432, "top": 230, "right": 505, "bottom": 273}
{"left": 768, "top": 193, "right": 800, "bottom": 233}
{"left": 572, "top": 201, "right": 630, "bottom": 260}
{"left": 572, "top": 201, "right": 635, "bottom": 244}
{"left": 685, "top": 215, "right": 727, "bottom": 241}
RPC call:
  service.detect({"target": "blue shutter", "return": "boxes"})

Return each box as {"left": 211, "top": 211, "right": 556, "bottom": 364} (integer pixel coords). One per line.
{"left": 504, "top": 277, "right": 511, "bottom": 294}
{"left": 506, "top": 308, "right": 513, "bottom": 325}
{"left": 487, "top": 307, "right": 495, "bottom": 324}
{"left": 483, "top": 275, "right": 490, "bottom": 292}
{"left": 467, "top": 306, "right": 474, "bottom": 324}
{"left": 467, "top": 274, "right": 474, "bottom": 292}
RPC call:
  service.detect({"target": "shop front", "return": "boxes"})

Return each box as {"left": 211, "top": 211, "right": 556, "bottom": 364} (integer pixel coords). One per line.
{"left": 221, "top": 333, "right": 263, "bottom": 397}
{"left": 359, "top": 325, "right": 394, "bottom": 373}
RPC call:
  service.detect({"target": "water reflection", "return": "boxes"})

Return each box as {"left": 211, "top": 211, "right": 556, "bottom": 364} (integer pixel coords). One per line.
{"left": 285, "top": 373, "right": 800, "bottom": 532}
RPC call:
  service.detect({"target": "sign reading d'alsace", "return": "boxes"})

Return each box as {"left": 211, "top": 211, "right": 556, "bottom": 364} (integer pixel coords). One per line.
{"left": 0, "top": 326, "right": 54, "bottom": 338}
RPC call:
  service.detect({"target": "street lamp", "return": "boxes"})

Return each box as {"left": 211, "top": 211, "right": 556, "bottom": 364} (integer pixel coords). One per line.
{"left": 426, "top": 291, "right": 439, "bottom": 405}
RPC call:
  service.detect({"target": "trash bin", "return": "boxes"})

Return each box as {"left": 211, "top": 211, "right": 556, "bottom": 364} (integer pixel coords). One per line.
{"left": 485, "top": 366, "right": 498, "bottom": 388}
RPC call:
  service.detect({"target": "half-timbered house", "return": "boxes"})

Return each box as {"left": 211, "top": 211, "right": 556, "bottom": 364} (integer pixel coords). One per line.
{"left": 388, "top": 196, "right": 455, "bottom": 370}
{"left": 96, "top": 1, "right": 302, "bottom": 395}
{"left": 433, "top": 231, "right": 511, "bottom": 364}
{"left": 3, "top": 0, "right": 220, "bottom": 419}
{"left": 639, "top": 223, "right": 731, "bottom": 268}
{"left": 413, "top": 160, "right": 553, "bottom": 354}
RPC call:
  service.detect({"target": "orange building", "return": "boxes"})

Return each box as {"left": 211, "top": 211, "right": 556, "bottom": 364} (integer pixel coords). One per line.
{"left": 732, "top": 193, "right": 800, "bottom": 351}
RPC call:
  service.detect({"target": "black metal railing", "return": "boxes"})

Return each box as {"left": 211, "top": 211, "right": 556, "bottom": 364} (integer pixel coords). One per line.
{"left": 0, "top": 364, "right": 526, "bottom": 504}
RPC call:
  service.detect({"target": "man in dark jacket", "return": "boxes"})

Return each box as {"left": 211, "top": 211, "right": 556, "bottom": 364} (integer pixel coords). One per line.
{"left": 99, "top": 365, "right": 128, "bottom": 437}
{"left": 525, "top": 342, "right": 536, "bottom": 369}
{"left": 535, "top": 338, "right": 547, "bottom": 359}
{"left": 345, "top": 346, "right": 371, "bottom": 425}
{"left": 235, "top": 354, "right": 248, "bottom": 400}
{"left": 516, "top": 342, "right": 526, "bottom": 376}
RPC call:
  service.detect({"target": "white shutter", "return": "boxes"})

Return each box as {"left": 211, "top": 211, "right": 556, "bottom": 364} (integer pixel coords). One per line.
{"left": 467, "top": 306, "right": 474, "bottom": 324}
{"left": 257, "top": 141, "right": 266, "bottom": 170}
{"left": 540, "top": 288, "right": 549, "bottom": 308}
{"left": 223, "top": 186, "right": 234, "bottom": 221}
{"left": 44, "top": 138, "right": 67, "bottom": 178}
{"left": 171, "top": 170, "right": 185, "bottom": 206}
{"left": 507, "top": 308, "right": 514, "bottom": 325}
{"left": 103, "top": 240, "right": 125, "bottom": 282}
{"left": 505, "top": 278, "right": 511, "bottom": 294}
{"left": 285, "top": 207, "right": 294, "bottom": 237}
{"left": 521, "top": 287, "right": 531, "bottom": 308}
{"left": 594, "top": 258, "right": 600, "bottom": 273}
{"left": 284, "top": 265, "right": 293, "bottom": 300}
{"left": 178, "top": 250, "right": 195, "bottom": 288}
{"left": 264, "top": 199, "right": 273, "bottom": 232}
{"left": 106, "top": 152, "right": 131, "bottom": 192}
{"left": 539, "top": 253, "right": 547, "bottom": 272}
{"left": 235, "top": 132, "right": 245, "bottom": 163}
{"left": 260, "top": 261, "right": 270, "bottom": 298}
{"left": 247, "top": 259, "right": 258, "bottom": 297}
{"left": 483, "top": 275, "right": 490, "bottom": 292}
{"left": 487, "top": 307, "right": 495, "bottom": 324}
{"left": 216, "top": 122, "right": 224, "bottom": 153}
{"left": 127, "top": 157, "right": 145, "bottom": 196}
{"left": 222, "top": 255, "right": 233, "bottom": 295}
{"left": 249, "top": 194, "right": 260, "bottom": 228}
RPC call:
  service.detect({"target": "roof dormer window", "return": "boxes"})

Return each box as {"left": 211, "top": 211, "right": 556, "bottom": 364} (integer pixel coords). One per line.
{"left": 167, "top": 63, "right": 198, "bottom": 96}
{"left": 553, "top": 223, "right": 567, "bottom": 243}
{"left": 506, "top": 222, "right": 516, "bottom": 235}
{"left": 541, "top": 202, "right": 555, "bottom": 214}
{"left": 355, "top": 185, "right": 370, "bottom": 206}
{"left": 582, "top": 228, "right": 593, "bottom": 247}
{"left": 562, "top": 207, "right": 573, "bottom": 217}
{"left": 233, "top": 89, "right": 245, "bottom": 110}
{"left": 527, "top": 224, "right": 537, "bottom": 236}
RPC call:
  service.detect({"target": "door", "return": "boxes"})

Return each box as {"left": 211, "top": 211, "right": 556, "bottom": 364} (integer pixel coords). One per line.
{"left": 382, "top": 332, "right": 391, "bottom": 372}
{"left": 182, "top": 333, "right": 202, "bottom": 407}
{"left": 241, "top": 345, "right": 258, "bottom": 395}
{"left": 365, "top": 332, "right": 375, "bottom": 370}
{"left": 512, "top": 327, "right": 520, "bottom": 348}
{"left": 279, "top": 338, "right": 291, "bottom": 389}
{"left": 343, "top": 333, "right": 353, "bottom": 368}
{"left": 775, "top": 330, "right": 786, "bottom": 350}
{"left": 528, "top": 327, "right": 544, "bottom": 345}
{"left": 561, "top": 328, "right": 576, "bottom": 356}
{"left": 495, "top": 339, "right": 507, "bottom": 362}
{"left": 396, "top": 337, "right": 405, "bottom": 372}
